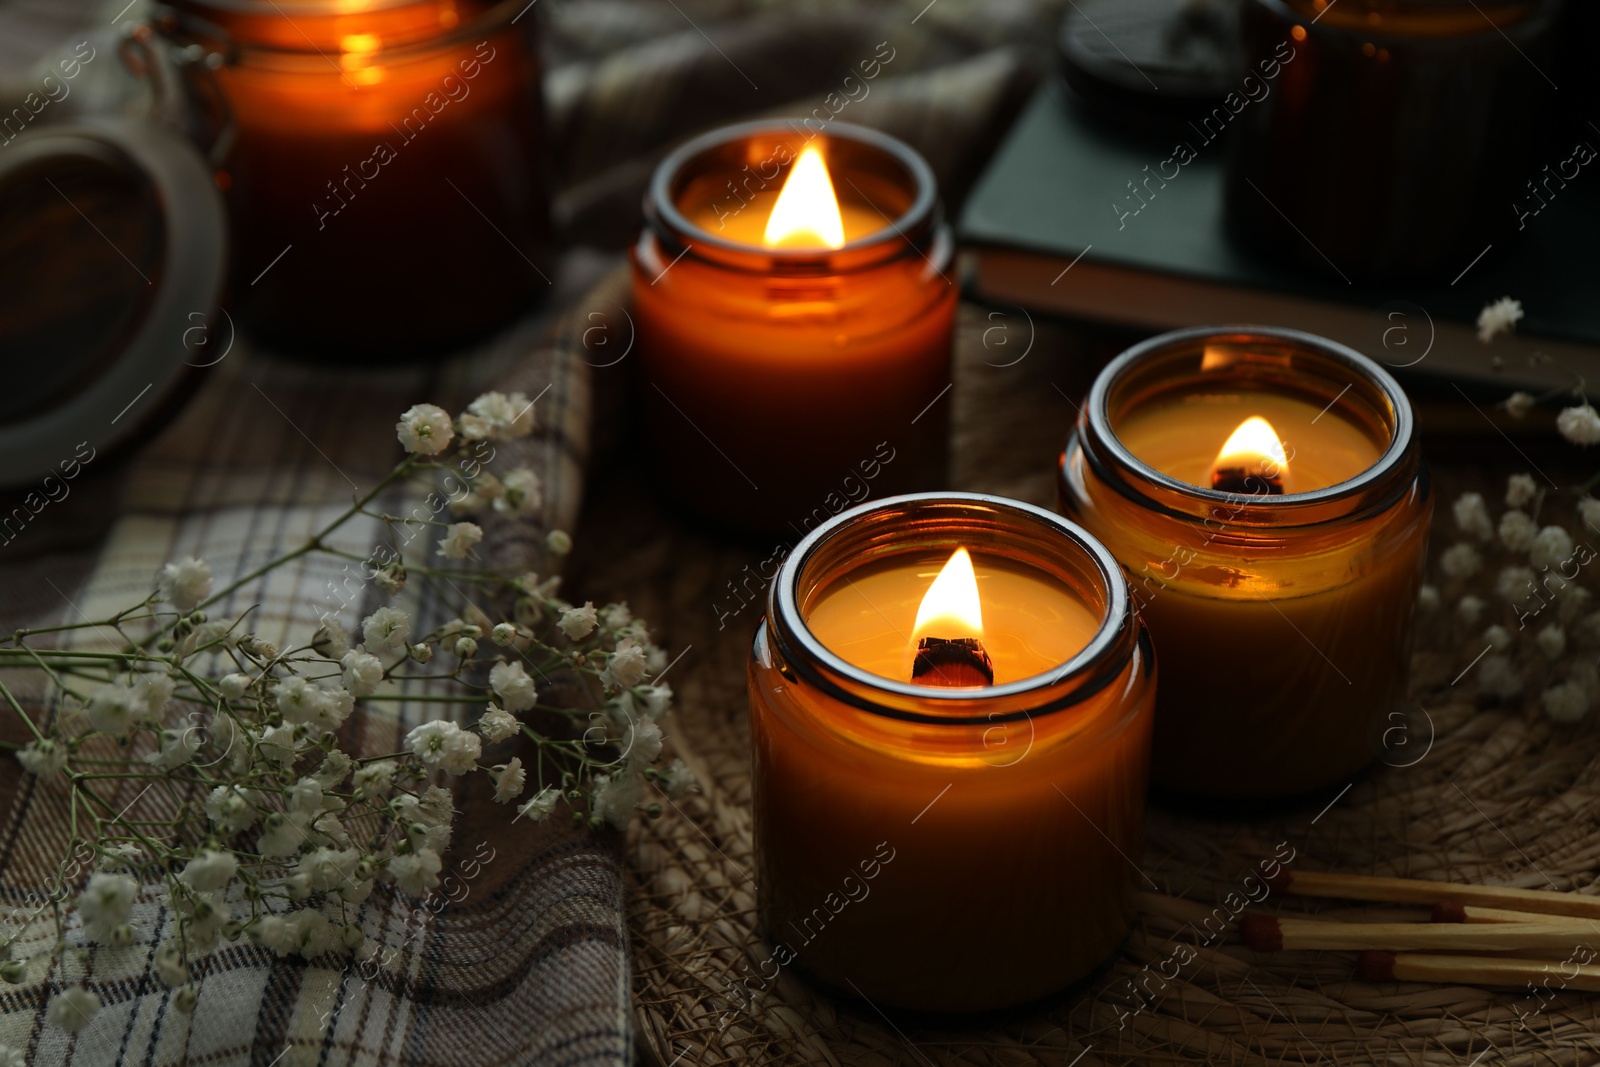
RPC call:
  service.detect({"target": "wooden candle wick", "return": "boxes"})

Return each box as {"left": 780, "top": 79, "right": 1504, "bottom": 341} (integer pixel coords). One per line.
{"left": 1209, "top": 466, "right": 1284, "bottom": 495}
{"left": 911, "top": 637, "right": 994, "bottom": 688}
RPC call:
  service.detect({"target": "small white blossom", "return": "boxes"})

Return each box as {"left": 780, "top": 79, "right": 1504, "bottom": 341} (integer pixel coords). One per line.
{"left": 16, "top": 739, "right": 67, "bottom": 777}
{"left": 297, "top": 848, "right": 361, "bottom": 892}
{"left": 87, "top": 683, "right": 138, "bottom": 738}
{"left": 206, "top": 785, "right": 260, "bottom": 833}
{"left": 312, "top": 618, "right": 352, "bottom": 659}
{"left": 489, "top": 661, "right": 537, "bottom": 712}
{"left": 273, "top": 677, "right": 320, "bottom": 725}
{"left": 559, "top": 603, "right": 598, "bottom": 640}
{"left": 624, "top": 718, "right": 663, "bottom": 769}
{"left": 1580, "top": 498, "right": 1600, "bottom": 533}
{"left": 219, "top": 673, "right": 252, "bottom": 700}
{"left": 133, "top": 673, "right": 176, "bottom": 715}
{"left": 638, "top": 684, "right": 673, "bottom": 719}
{"left": 256, "top": 724, "right": 297, "bottom": 768}
{"left": 1439, "top": 543, "right": 1483, "bottom": 579}
{"left": 388, "top": 849, "right": 442, "bottom": 896}
{"left": 493, "top": 468, "right": 542, "bottom": 518}
{"left": 1499, "top": 510, "right": 1538, "bottom": 553}
{"left": 600, "top": 603, "right": 633, "bottom": 631}
{"left": 1504, "top": 391, "right": 1536, "bottom": 418}
{"left": 451, "top": 471, "right": 504, "bottom": 516}
{"left": 47, "top": 987, "right": 100, "bottom": 1034}
{"left": 1417, "top": 585, "right": 1441, "bottom": 612}
{"left": 1544, "top": 681, "right": 1592, "bottom": 724}
{"left": 1452, "top": 493, "right": 1495, "bottom": 542}
{"left": 353, "top": 760, "right": 397, "bottom": 794}
{"left": 98, "top": 843, "right": 145, "bottom": 872}
{"left": 405, "top": 720, "right": 482, "bottom": 775}
{"left": 1536, "top": 624, "right": 1568, "bottom": 659}
{"left": 1479, "top": 654, "right": 1524, "bottom": 700}
{"left": 181, "top": 892, "right": 228, "bottom": 952}
{"left": 157, "top": 557, "right": 213, "bottom": 612}
{"left": 460, "top": 391, "right": 535, "bottom": 441}
{"left": 286, "top": 910, "right": 337, "bottom": 959}
{"left": 257, "top": 812, "right": 310, "bottom": 857}
{"left": 362, "top": 607, "right": 411, "bottom": 653}
{"left": 180, "top": 849, "right": 239, "bottom": 892}
{"left": 154, "top": 942, "right": 188, "bottom": 987}
{"left": 659, "top": 760, "right": 694, "bottom": 799}
{"left": 1506, "top": 474, "right": 1539, "bottom": 509}
{"left": 341, "top": 649, "right": 384, "bottom": 696}
{"left": 146, "top": 727, "right": 202, "bottom": 771}
{"left": 1477, "top": 296, "right": 1524, "bottom": 343}
{"left": 592, "top": 772, "right": 643, "bottom": 829}
{"left": 477, "top": 705, "right": 519, "bottom": 744}
{"left": 312, "top": 685, "right": 354, "bottom": 733}
{"left": 78, "top": 873, "right": 137, "bottom": 941}
{"left": 490, "top": 758, "right": 527, "bottom": 804}
{"left": 397, "top": 403, "right": 454, "bottom": 455}
{"left": 546, "top": 530, "right": 573, "bottom": 555}
{"left": 1457, "top": 595, "right": 1487, "bottom": 626}
{"left": 437, "top": 522, "right": 483, "bottom": 561}
{"left": 1497, "top": 566, "right": 1536, "bottom": 601}
{"left": 517, "top": 787, "right": 561, "bottom": 822}
{"left": 491, "top": 622, "right": 517, "bottom": 647}
{"left": 601, "top": 640, "right": 649, "bottom": 690}
{"left": 1559, "top": 405, "right": 1600, "bottom": 446}
{"left": 1530, "top": 525, "right": 1576, "bottom": 571}
{"left": 1483, "top": 624, "right": 1514, "bottom": 652}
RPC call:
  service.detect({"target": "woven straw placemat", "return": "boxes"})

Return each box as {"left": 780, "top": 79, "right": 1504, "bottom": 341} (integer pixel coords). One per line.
{"left": 567, "top": 285, "right": 1600, "bottom": 1066}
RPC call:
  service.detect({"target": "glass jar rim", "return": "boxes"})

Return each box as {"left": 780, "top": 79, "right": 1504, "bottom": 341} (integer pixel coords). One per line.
{"left": 1254, "top": 0, "right": 1558, "bottom": 38}
{"left": 767, "top": 492, "right": 1143, "bottom": 726}
{"left": 645, "top": 119, "right": 942, "bottom": 275}
{"left": 156, "top": 0, "right": 524, "bottom": 63}
{"left": 1083, "top": 325, "right": 1418, "bottom": 524}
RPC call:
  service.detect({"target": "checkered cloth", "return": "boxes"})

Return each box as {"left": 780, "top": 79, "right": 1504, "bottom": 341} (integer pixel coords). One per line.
{"left": 0, "top": 0, "right": 1041, "bottom": 1061}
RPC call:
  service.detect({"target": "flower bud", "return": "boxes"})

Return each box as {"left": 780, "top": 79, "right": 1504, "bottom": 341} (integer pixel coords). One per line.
{"left": 454, "top": 637, "right": 478, "bottom": 659}
{"left": 173, "top": 985, "right": 198, "bottom": 1013}
{"left": 491, "top": 623, "right": 517, "bottom": 647}
{"left": 1, "top": 959, "right": 26, "bottom": 983}
{"left": 410, "top": 642, "right": 433, "bottom": 663}
{"left": 110, "top": 924, "right": 135, "bottom": 948}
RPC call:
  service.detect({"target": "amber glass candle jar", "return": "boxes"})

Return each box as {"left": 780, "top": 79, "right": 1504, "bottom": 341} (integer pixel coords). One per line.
{"left": 633, "top": 122, "right": 956, "bottom": 537}
{"left": 1224, "top": 0, "right": 1559, "bottom": 283}
{"left": 1059, "top": 327, "right": 1430, "bottom": 801}
{"left": 749, "top": 493, "right": 1155, "bottom": 1014}
{"left": 154, "top": 0, "right": 551, "bottom": 358}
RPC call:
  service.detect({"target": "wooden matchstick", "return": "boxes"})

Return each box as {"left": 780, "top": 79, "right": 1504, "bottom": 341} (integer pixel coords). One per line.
{"left": 1239, "top": 915, "right": 1597, "bottom": 953}
{"left": 1358, "top": 951, "right": 1600, "bottom": 992}
{"left": 1267, "top": 870, "right": 1600, "bottom": 920}
{"left": 1430, "top": 902, "right": 1600, "bottom": 928}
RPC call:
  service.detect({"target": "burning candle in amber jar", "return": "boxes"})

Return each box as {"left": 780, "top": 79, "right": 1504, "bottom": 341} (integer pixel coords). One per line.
{"left": 633, "top": 122, "right": 956, "bottom": 536}
{"left": 1058, "top": 327, "right": 1431, "bottom": 801}
{"left": 154, "top": 0, "right": 551, "bottom": 358}
{"left": 749, "top": 493, "right": 1155, "bottom": 1013}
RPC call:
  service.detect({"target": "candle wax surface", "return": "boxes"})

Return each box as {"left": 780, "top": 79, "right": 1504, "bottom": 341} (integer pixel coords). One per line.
{"left": 1115, "top": 390, "right": 1383, "bottom": 494}
{"left": 689, "top": 190, "right": 887, "bottom": 247}
{"left": 804, "top": 554, "right": 1102, "bottom": 686}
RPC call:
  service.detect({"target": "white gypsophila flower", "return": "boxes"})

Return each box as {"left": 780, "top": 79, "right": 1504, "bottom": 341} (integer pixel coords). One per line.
{"left": 353, "top": 759, "right": 397, "bottom": 794}
{"left": 374, "top": 564, "right": 406, "bottom": 595}
{"left": 1506, "top": 474, "right": 1539, "bottom": 509}
{"left": 624, "top": 718, "right": 664, "bottom": 769}
{"left": 558, "top": 603, "right": 598, "bottom": 640}
{"left": 477, "top": 706, "right": 520, "bottom": 744}
{"left": 405, "top": 720, "right": 482, "bottom": 775}
{"left": 1505, "top": 391, "right": 1535, "bottom": 418}
{"left": 1497, "top": 566, "right": 1536, "bottom": 601}
{"left": 362, "top": 606, "right": 411, "bottom": 653}
{"left": 1544, "top": 681, "right": 1591, "bottom": 724}
{"left": 181, "top": 893, "right": 228, "bottom": 952}
{"left": 1580, "top": 497, "right": 1600, "bottom": 533}
{"left": 1479, "top": 654, "right": 1523, "bottom": 700}
{"left": 286, "top": 778, "right": 326, "bottom": 817}
{"left": 546, "top": 529, "right": 573, "bottom": 556}
{"left": 273, "top": 677, "right": 320, "bottom": 725}
{"left": 592, "top": 772, "right": 643, "bottom": 829}
{"left": 1452, "top": 493, "right": 1495, "bottom": 543}
{"left": 312, "top": 686, "right": 354, "bottom": 733}
{"left": 16, "top": 739, "right": 67, "bottom": 777}
{"left": 78, "top": 873, "right": 137, "bottom": 941}
{"left": 601, "top": 640, "right": 649, "bottom": 690}
{"left": 154, "top": 942, "right": 189, "bottom": 987}
{"left": 157, "top": 556, "right": 213, "bottom": 612}
{"left": 341, "top": 649, "right": 384, "bottom": 697}
{"left": 1559, "top": 405, "right": 1600, "bottom": 446}
{"left": 297, "top": 848, "right": 361, "bottom": 892}
{"left": 638, "top": 684, "right": 673, "bottom": 719}
{"left": 451, "top": 471, "right": 504, "bottom": 516}
{"left": 387, "top": 849, "right": 442, "bottom": 896}
{"left": 1476, "top": 296, "right": 1524, "bottom": 343}
{"left": 490, "top": 758, "right": 527, "bottom": 804}
{"left": 180, "top": 849, "right": 239, "bottom": 892}
{"left": 219, "top": 673, "right": 252, "bottom": 700}
{"left": 182, "top": 619, "right": 235, "bottom": 659}
{"left": 1537, "top": 624, "right": 1568, "bottom": 659}
{"left": 1499, "top": 510, "right": 1538, "bottom": 553}
{"left": 600, "top": 603, "right": 632, "bottom": 631}
{"left": 313, "top": 750, "right": 353, "bottom": 791}
{"left": 47, "top": 987, "right": 100, "bottom": 1035}
{"left": 133, "top": 673, "right": 177, "bottom": 715}
{"left": 257, "top": 812, "right": 311, "bottom": 857}
{"left": 146, "top": 728, "right": 202, "bottom": 771}
{"left": 460, "top": 390, "right": 535, "bottom": 441}
{"left": 86, "top": 683, "right": 138, "bottom": 738}
{"left": 517, "top": 787, "right": 561, "bottom": 822}
{"left": 493, "top": 468, "right": 542, "bottom": 518}
{"left": 98, "top": 843, "right": 144, "bottom": 872}
{"left": 256, "top": 724, "right": 297, "bottom": 768}
{"left": 1457, "top": 595, "right": 1487, "bottom": 626}
{"left": 396, "top": 403, "right": 454, "bottom": 455}
{"left": 312, "top": 618, "right": 352, "bottom": 659}
{"left": 1439, "top": 543, "right": 1483, "bottom": 580}
{"left": 437, "top": 522, "right": 483, "bottom": 562}
{"left": 1483, "top": 625, "right": 1514, "bottom": 652}
{"left": 288, "top": 909, "right": 337, "bottom": 959}
{"left": 659, "top": 760, "right": 694, "bottom": 799}
{"left": 1561, "top": 585, "right": 1594, "bottom": 624}
{"left": 491, "top": 623, "right": 517, "bottom": 647}
{"left": 206, "top": 785, "right": 260, "bottom": 833}
{"left": 489, "top": 660, "right": 537, "bottom": 712}
{"left": 250, "top": 913, "right": 294, "bottom": 955}
{"left": 1417, "top": 585, "right": 1441, "bottom": 612}
{"left": 1530, "top": 526, "right": 1576, "bottom": 571}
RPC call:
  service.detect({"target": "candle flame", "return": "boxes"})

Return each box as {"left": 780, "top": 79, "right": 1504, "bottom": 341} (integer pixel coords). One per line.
{"left": 763, "top": 146, "right": 846, "bottom": 249}
{"left": 912, "top": 548, "right": 984, "bottom": 641}
{"left": 1211, "top": 416, "right": 1290, "bottom": 494}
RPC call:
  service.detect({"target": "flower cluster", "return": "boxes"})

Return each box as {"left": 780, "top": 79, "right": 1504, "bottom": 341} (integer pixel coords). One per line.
{"left": 0, "top": 393, "right": 691, "bottom": 1044}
